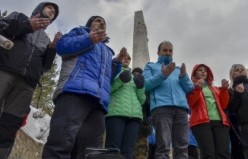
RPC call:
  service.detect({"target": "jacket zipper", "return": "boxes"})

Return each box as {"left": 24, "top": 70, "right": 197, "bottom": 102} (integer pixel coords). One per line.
{"left": 97, "top": 46, "right": 108, "bottom": 97}
{"left": 73, "top": 63, "right": 84, "bottom": 80}
{"left": 23, "top": 31, "right": 40, "bottom": 75}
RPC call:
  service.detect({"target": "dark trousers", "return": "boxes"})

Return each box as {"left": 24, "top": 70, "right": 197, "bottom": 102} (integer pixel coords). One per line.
{"left": 42, "top": 94, "right": 105, "bottom": 159}
{"left": 240, "top": 124, "right": 248, "bottom": 159}
{"left": 105, "top": 117, "right": 140, "bottom": 159}
{"left": 0, "top": 70, "right": 33, "bottom": 158}
{"left": 147, "top": 144, "right": 156, "bottom": 159}
{"left": 188, "top": 145, "right": 199, "bottom": 159}
{"left": 229, "top": 116, "right": 245, "bottom": 159}
{"left": 192, "top": 121, "right": 230, "bottom": 159}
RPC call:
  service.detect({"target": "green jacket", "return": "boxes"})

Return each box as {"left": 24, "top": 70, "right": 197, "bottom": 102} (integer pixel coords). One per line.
{"left": 106, "top": 68, "right": 146, "bottom": 120}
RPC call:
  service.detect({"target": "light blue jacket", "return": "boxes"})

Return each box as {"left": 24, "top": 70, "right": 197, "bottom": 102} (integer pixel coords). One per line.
{"left": 143, "top": 61, "right": 193, "bottom": 112}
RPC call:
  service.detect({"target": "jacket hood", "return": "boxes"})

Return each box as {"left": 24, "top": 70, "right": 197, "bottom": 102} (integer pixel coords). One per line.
{"left": 191, "top": 64, "right": 214, "bottom": 85}
{"left": 31, "top": 2, "right": 59, "bottom": 22}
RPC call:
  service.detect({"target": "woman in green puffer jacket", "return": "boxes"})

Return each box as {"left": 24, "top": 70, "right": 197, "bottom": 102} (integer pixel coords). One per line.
{"left": 105, "top": 50, "right": 146, "bottom": 159}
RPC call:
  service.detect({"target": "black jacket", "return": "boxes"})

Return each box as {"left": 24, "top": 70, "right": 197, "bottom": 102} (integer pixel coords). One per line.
{"left": 228, "top": 76, "right": 248, "bottom": 125}
{"left": 0, "top": 2, "right": 59, "bottom": 87}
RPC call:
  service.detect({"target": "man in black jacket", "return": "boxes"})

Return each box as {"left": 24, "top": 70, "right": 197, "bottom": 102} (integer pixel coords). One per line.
{"left": 0, "top": 2, "right": 61, "bottom": 158}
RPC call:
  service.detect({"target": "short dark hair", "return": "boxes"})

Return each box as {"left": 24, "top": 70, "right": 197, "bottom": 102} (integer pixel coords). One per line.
{"left": 158, "top": 41, "right": 173, "bottom": 51}
{"left": 85, "top": 16, "right": 105, "bottom": 28}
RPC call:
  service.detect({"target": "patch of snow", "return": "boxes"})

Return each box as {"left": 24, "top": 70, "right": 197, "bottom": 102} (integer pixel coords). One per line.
{"left": 21, "top": 106, "right": 51, "bottom": 144}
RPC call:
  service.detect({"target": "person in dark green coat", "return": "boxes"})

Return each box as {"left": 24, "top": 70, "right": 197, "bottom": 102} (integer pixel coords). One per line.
{"left": 105, "top": 49, "right": 146, "bottom": 159}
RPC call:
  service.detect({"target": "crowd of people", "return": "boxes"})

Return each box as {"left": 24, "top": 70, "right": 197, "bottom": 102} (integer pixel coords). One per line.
{"left": 0, "top": 1, "right": 248, "bottom": 159}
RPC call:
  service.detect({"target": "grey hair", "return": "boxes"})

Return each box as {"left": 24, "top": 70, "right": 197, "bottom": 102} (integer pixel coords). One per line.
{"left": 229, "top": 64, "right": 248, "bottom": 84}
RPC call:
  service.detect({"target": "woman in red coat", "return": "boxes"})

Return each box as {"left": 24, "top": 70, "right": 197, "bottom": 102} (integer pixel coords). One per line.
{"left": 187, "top": 64, "right": 230, "bottom": 159}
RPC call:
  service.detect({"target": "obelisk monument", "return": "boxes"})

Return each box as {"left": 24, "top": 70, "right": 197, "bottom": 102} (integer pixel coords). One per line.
{"left": 132, "top": 10, "right": 150, "bottom": 69}
{"left": 133, "top": 10, "right": 150, "bottom": 159}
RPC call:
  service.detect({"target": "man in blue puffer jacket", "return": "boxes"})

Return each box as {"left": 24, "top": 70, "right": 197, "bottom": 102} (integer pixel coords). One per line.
{"left": 42, "top": 16, "right": 124, "bottom": 159}
{"left": 143, "top": 41, "right": 193, "bottom": 159}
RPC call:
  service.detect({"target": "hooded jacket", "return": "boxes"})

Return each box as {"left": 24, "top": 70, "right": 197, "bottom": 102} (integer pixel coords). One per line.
{"left": 187, "top": 64, "right": 229, "bottom": 127}
{"left": 0, "top": 2, "right": 59, "bottom": 87}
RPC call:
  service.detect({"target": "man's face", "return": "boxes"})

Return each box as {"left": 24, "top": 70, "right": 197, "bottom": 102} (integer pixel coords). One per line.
{"left": 42, "top": 5, "right": 55, "bottom": 20}
{"left": 158, "top": 43, "right": 173, "bottom": 56}
{"left": 90, "top": 18, "right": 106, "bottom": 31}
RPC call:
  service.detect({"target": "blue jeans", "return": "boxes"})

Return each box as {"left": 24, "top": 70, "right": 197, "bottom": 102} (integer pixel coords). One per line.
{"left": 152, "top": 107, "right": 188, "bottom": 159}
{"left": 105, "top": 117, "right": 140, "bottom": 159}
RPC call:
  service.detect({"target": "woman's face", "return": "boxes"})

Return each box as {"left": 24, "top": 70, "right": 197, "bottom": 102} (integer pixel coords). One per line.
{"left": 232, "top": 66, "right": 247, "bottom": 79}
{"left": 195, "top": 66, "right": 208, "bottom": 80}
{"left": 122, "top": 55, "right": 131, "bottom": 68}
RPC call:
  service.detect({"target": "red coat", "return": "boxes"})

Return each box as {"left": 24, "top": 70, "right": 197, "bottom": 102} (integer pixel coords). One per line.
{"left": 187, "top": 64, "right": 229, "bottom": 128}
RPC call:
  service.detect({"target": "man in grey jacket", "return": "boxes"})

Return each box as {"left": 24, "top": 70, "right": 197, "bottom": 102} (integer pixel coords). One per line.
{"left": 0, "top": 2, "right": 61, "bottom": 158}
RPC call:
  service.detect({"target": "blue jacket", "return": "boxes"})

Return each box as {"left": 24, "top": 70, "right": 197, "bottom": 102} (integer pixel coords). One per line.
{"left": 143, "top": 60, "right": 193, "bottom": 112}
{"left": 53, "top": 26, "right": 121, "bottom": 112}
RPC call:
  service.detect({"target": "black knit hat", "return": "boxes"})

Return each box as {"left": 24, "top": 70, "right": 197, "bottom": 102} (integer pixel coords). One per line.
{"left": 85, "top": 16, "right": 105, "bottom": 28}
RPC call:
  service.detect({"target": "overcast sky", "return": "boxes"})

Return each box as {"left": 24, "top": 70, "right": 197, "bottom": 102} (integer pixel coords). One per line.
{"left": 2, "top": 0, "right": 248, "bottom": 86}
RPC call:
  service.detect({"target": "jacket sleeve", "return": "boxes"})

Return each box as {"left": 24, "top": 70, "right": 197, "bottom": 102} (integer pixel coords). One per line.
{"left": 136, "top": 88, "right": 146, "bottom": 105}
{"left": 1, "top": 12, "right": 33, "bottom": 39}
{"left": 42, "top": 46, "right": 57, "bottom": 72}
{"left": 111, "top": 58, "right": 122, "bottom": 83}
{"left": 110, "top": 75, "right": 124, "bottom": 94}
{"left": 56, "top": 27, "right": 93, "bottom": 57}
{"left": 179, "top": 73, "right": 194, "bottom": 94}
{"left": 227, "top": 89, "right": 242, "bottom": 114}
{"left": 187, "top": 88, "right": 202, "bottom": 109}
{"left": 143, "top": 64, "right": 166, "bottom": 91}
{"left": 218, "top": 87, "right": 230, "bottom": 110}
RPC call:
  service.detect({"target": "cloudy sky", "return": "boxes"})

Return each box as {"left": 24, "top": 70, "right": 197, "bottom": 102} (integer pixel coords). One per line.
{"left": 2, "top": 0, "right": 248, "bottom": 86}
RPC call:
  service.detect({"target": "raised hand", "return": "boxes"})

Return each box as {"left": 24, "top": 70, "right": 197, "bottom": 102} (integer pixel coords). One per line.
{"left": 195, "top": 78, "right": 205, "bottom": 89}
{"left": 133, "top": 72, "right": 144, "bottom": 89}
{"left": 221, "top": 79, "right": 229, "bottom": 88}
{"left": 161, "top": 62, "right": 175, "bottom": 77}
{"left": 235, "top": 83, "right": 244, "bottom": 93}
{"left": 115, "top": 47, "right": 128, "bottom": 62}
{"left": 180, "top": 63, "right": 186, "bottom": 78}
{"left": 119, "top": 70, "right": 132, "bottom": 83}
{"left": 29, "top": 13, "right": 50, "bottom": 31}
{"left": 89, "top": 27, "right": 106, "bottom": 44}
{"left": 49, "top": 31, "right": 62, "bottom": 48}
